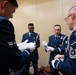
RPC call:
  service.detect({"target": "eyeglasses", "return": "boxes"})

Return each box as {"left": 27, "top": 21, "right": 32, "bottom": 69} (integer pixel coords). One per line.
{"left": 64, "top": 14, "right": 71, "bottom": 22}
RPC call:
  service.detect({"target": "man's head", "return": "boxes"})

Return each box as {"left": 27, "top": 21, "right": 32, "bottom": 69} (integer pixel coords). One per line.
{"left": 28, "top": 23, "right": 34, "bottom": 33}
{"left": 65, "top": 5, "right": 76, "bottom": 30}
{"left": 0, "top": 0, "right": 18, "bottom": 19}
{"left": 53, "top": 24, "right": 61, "bottom": 36}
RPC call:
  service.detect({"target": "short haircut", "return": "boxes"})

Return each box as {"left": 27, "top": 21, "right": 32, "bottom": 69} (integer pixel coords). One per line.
{"left": 54, "top": 24, "right": 61, "bottom": 29}
{"left": 7, "top": 0, "right": 18, "bottom": 7}
{"left": 28, "top": 23, "right": 34, "bottom": 27}
{"left": 69, "top": 5, "right": 76, "bottom": 11}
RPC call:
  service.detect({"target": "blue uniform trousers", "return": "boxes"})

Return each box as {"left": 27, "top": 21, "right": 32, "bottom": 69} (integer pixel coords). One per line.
{"left": 15, "top": 60, "right": 38, "bottom": 75}
{"left": 14, "top": 65, "right": 27, "bottom": 75}
{"left": 23, "top": 60, "right": 38, "bottom": 75}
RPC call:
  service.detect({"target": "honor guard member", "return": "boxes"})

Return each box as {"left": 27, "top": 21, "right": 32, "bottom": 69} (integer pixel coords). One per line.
{"left": 0, "top": 0, "right": 36, "bottom": 75}
{"left": 16, "top": 23, "right": 40, "bottom": 75}
{"left": 43, "top": 35, "right": 68, "bottom": 54}
{"left": 51, "top": 5, "right": 76, "bottom": 75}
{"left": 44, "top": 24, "right": 66, "bottom": 75}
{"left": 43, "top": 35, "right": 68, "bottom": 75}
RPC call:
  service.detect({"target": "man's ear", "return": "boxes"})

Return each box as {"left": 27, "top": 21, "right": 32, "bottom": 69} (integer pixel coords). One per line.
{"left": 1, "top": 1, "right": 8, "bottom": 9}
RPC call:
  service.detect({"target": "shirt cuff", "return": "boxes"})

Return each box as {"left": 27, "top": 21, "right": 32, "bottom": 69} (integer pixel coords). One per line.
{"left": 25, "top": 49, "right": 30, "bottom": 55}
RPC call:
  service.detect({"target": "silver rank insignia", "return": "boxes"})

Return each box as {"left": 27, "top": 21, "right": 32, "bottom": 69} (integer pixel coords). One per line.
{"left": 61, "top": 36, "right": 63, "bottom": 39}
{"left": 69, "top": 46, "right": 76, "bottom": 59}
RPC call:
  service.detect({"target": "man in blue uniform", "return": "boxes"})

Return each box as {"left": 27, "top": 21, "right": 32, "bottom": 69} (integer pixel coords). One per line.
{"left": 43, "top": 35, "right": 68, "bottom": 55}
{"left": 18, "top": 23, "right": 40, "bottom": 75}
{"left": 51, "top": 5, "right": 76, "bottom": 75}
{"left": 43, "top": 24, "right": 66, "bottom": 75}
{"left": 0, "top": 0, "right": 35, "bottom": 75}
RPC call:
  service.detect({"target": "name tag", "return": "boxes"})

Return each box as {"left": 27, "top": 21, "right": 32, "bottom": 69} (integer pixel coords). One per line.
{"left": 8, "top": 41, "right": 16, "bottom": 45}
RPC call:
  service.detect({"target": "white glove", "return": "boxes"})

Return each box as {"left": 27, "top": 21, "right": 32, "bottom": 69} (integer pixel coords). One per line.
{"left": 26, "top": 42, "right": 36, "bottom": 52}
{"left": 17, "top": 41, "right": 36, "bottom": 52}
{"left": 51, "top": 60, "right": 56, "bottom": 69}
{"left": 54, "top": 54, "right": 64, "bottom": 61}
{"left": 45, "top": 46, "right": 55, "bottom": 52}
{"left": 17, "top": 40, "right": 28, "bottom": 51}
{"left": 54, "top": 54, "right": 60, "bottom": 60}
{"left": 21, "top": 40, "right": 28, "bottom": 45}
{"left": 17, "top": 40, "right": 28, "bottom": 46}
{"left": 42, "top": 41, "right": 47, "bottom": 48}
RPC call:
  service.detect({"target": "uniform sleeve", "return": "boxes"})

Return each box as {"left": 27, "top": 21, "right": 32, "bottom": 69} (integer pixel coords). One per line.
{"left": 22, "top": 34, "right": 25, "bottom": 42}
{"left": 8, "top": 43, "right": 30, "bottom": 69}
{"left": 48, "top": 37, "right": 51, "bottom": 46}
{"left": 0, "top": 18, "right": 30, "bottom": 70}
{"left": 69, "top": 32, "right": 76, "bottom": 59}
{"left": 53, "top": 34, "right": 76, "bottom": 75}
{"left": 53, "top": 59, "right": 73, "bottom": 75}
{"left": 35, "top": 34, "right": 40, "bottom": 48}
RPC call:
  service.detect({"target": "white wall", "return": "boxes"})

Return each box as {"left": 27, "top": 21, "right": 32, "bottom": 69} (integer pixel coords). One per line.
{"left": 10, "top": 0, "right": 76, "bottom": 66}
